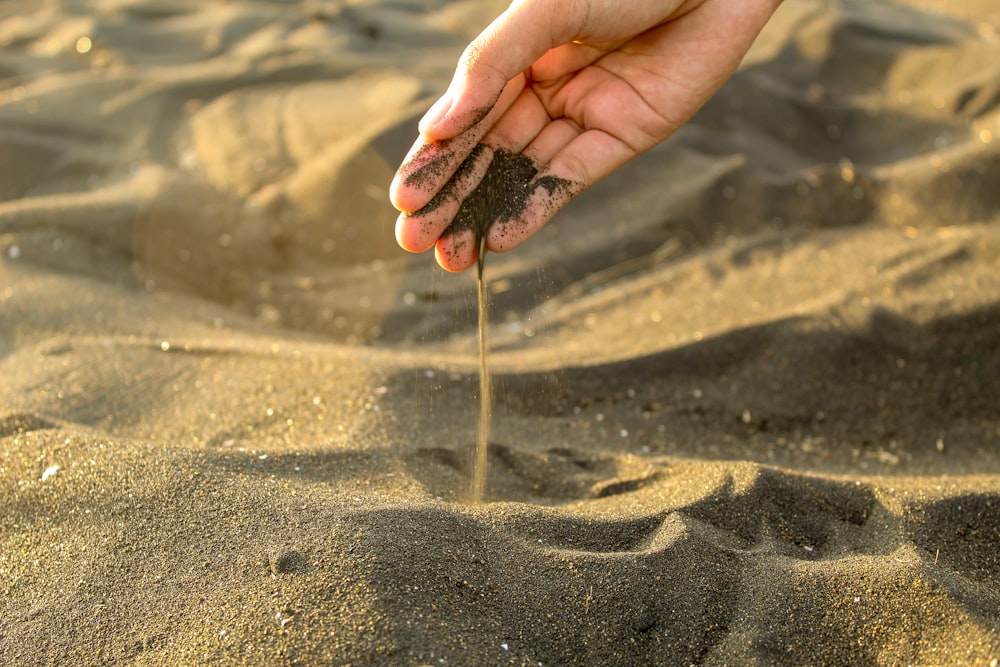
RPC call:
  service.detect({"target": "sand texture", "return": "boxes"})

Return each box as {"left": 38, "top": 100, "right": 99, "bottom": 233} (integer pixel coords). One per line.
{"left": 2, "top": 0, "right": 999, "bottom": 664}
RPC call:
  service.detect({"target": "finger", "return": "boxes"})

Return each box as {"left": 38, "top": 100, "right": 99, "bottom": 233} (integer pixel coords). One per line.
{"left": 395, "top": 144, "right": 495, "bottom": 253}
{"left": 418, "top": 1, "right": 578, "bottom": 141}
{"left": 390, "top": 75, "right": 524, "bottom": 214}
{"left": 434, "top": 229, "right": 479, "bottom": 272}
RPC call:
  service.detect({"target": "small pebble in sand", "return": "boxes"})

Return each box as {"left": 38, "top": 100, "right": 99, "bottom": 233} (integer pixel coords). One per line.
{"left": 41, "top": 465, "right": 59, "bottom": 481}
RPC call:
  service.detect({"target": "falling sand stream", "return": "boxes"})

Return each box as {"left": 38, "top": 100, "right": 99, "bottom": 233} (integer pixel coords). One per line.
{"left": 470, "top": 233, "right": 491, "bottom": 502}
{"left": 426, "top": 146, "right": 573, "bottom": 503}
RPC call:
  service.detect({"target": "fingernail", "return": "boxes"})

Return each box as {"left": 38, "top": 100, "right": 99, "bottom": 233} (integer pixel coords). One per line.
{"left": 418, "top": 94, "right": 453, "bottom": 134}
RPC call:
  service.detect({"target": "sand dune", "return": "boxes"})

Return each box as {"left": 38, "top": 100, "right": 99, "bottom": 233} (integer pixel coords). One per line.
{"left": 1, "top": 0, "right": 998, "bottom": 664}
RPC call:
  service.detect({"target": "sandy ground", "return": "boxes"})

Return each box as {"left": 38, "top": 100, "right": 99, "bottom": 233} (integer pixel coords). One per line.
{"left": 1, "top": 0, "right": 999, "bottom": 664}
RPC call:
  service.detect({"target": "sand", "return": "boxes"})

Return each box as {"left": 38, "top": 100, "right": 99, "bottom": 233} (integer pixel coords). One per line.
{"left": 1, "top": 0, "right": 999, "bottom": 664}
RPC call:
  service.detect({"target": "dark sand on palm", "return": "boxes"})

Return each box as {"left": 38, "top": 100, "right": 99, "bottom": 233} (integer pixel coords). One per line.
{"left": 2, "top": 0, "right": 999, "bottom": 664}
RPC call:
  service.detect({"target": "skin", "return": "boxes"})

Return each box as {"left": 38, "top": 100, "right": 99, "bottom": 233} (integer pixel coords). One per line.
{"left": 390, "top": 0, "right": 784, "bottom": 272}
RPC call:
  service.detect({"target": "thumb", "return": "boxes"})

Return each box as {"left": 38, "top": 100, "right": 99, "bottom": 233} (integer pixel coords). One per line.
{"left": 419, "top": 1, "right": 567, "bottom": 141}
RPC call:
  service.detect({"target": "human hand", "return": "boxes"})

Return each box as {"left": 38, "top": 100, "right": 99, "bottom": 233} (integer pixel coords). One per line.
{"left": 390, "top": 0, "right": 782, "bottom": 271}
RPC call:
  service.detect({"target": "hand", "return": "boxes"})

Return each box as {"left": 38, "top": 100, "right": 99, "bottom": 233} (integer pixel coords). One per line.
{"left": 390, "top": 0, "right": 782, "bottom": 271}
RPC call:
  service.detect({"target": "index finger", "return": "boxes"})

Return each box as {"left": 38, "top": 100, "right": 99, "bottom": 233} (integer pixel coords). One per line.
{"left": 389, "top": 75, "right": 525, "bottom": 214}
